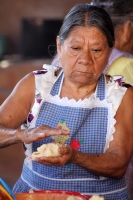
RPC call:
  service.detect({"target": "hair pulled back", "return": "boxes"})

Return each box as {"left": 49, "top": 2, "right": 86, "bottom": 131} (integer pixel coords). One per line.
{"left": 59, "top": 4, "right": 115, "bottom": 48}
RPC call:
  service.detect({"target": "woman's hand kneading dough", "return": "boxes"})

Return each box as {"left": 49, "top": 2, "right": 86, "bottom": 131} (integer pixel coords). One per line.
{"left": 32, "top": 143, "right": 62, "bottom": 159}
{"left": 32, "top": 143, "right": 74, "bottom": 167}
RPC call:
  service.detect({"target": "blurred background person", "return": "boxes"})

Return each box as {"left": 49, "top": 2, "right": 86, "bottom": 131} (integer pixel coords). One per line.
{"left": 91, "top": 0, "right": 133, "bottom": 84}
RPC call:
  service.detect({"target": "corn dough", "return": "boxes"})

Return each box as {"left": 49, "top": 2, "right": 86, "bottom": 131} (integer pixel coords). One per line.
{"left": 90, "top": 195, "right": 104, "bottom": 200}
{"left": 31, "top": 143, "right": 62, "bottom": 159}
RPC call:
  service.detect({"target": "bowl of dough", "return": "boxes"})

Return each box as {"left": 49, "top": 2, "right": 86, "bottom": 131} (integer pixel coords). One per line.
{"left": 15, "top": 190, "right": 90, "bottom": 200}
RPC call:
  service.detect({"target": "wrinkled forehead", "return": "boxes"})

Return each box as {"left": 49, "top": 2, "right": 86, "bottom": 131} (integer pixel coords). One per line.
{"left": 63, "top": 26, "right": 108, "bottom": 44}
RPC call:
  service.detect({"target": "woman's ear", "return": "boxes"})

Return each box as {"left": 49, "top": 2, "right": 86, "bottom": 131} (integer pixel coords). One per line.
{"left": 115, "top": 20, "right": 133, "bottom": 51}
{"left": 56, "top": 36, "right": 62, "bottom": 61}
{"left": 123, "top": 20, "right": 132, "bottom": 43}
{"left": 122, "top": 20, "right": 133, "bottom": 52}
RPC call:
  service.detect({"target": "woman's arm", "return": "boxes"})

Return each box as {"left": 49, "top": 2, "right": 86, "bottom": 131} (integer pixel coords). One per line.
{"left": 69, "top": 86, "right": 133, "bottom": 178}
{"left": 0, "top": 72, "right": 35, "bottom": 128}
{"left": 0, "top": 72, "right": 69, "bottom": 147}
{"left": 0, "top": 72, "right": 35, "bottom": 147}
{"left": 35, "top": 86, "right": 133, "bottom": 179}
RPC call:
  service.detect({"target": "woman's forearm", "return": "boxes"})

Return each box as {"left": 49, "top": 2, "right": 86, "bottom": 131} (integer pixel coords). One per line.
{"left": 0, "top": 124, "right": 70, "bottom": 148}
{"left": 70, "top": 150, "right": 127, "bottom": 179}
{"left": 0, "top": 125, "right": 22, "bottom": 148}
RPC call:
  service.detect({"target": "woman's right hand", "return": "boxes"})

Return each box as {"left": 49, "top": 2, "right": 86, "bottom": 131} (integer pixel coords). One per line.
{"left": 17, "top": 125, "right": 70, "bottom": 144}
{"left": 0, "top": 124, "right": 70, "bottom": 148}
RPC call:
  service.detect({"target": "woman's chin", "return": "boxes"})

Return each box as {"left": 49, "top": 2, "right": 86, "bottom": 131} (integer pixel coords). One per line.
{"left": 73, "top": 78, "right": 95, "bottom": 86}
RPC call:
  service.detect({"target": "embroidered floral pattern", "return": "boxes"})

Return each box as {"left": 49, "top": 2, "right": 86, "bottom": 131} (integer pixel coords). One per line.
{"left": 36, "top": 98, "right": 42, "bottom": 104}
{"left": 28, "top": 113, "right": 34, "bottom": 123}
{"left": 67, "top": 139, "right": 83, "bottom": 168}
{"left": 33, "top": 70, "right": 47, "bottom": 75}
{"left": 52, "top": 119, "right": 70, "bottom": 144}
{"left": 116, "top": 78, "right": 123, "bottom": 86}
{"left": 70, "top": 139, "right": 81, "bottom": 150}
{"left": 113, "top": 76, "right": 131, "bottom": 88}
{"left": 79, "top": 139, "right": 84, "bottom": 144}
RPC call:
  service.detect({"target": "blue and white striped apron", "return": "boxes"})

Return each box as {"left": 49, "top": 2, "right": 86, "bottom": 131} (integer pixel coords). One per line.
{"left": 13, "top": 73, "right": 130, "bottom": 199}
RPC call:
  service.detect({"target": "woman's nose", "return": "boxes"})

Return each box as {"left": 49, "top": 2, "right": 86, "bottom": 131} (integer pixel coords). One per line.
{"left": 78, "top": 51, "right": 93, "bottom": 65}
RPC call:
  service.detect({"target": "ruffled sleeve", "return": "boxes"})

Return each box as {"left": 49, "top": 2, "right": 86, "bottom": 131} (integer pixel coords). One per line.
{"left": 23, "top": 64, "right": 59, "bottom": 160}
{"left": 104, "top": 75, "right": 127, "bottom": 152}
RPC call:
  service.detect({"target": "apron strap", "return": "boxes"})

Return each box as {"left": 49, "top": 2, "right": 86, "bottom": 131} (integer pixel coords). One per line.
{"left": 96, "top": 74, "right": 106, "bottom": 100}
{"left": 50, "top": 72, "right": 106, "bottom": 101}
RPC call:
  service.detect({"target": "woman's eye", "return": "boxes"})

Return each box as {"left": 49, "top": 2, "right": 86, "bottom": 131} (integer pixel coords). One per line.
{"left": 92, "top": 49, "right": 101, "bottom": 53}
{"left": 71, "top": 47, "right": 80, "bottom": 51}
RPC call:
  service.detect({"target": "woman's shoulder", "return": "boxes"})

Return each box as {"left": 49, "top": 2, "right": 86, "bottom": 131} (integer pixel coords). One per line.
{"left": 33, "top": 64, "right": 61, "bottom": 78}
{"left": 106, "top": 75, "right": 128, "bottom": 111}
{"left": 33, "top": 64, "right": 62, "bottom": 98}
{"left": 122, "top": 85, "right": 133, "bottom": 101}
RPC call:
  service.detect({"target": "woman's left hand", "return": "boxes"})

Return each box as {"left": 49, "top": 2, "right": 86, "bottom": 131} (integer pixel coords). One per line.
{"left": 33, "top": 145, "right": 75, "bottom": 167}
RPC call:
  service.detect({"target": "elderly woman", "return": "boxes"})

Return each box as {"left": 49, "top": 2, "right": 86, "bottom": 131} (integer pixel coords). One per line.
{"left": 0, "top": 4, "right": 133, "bottom": 199}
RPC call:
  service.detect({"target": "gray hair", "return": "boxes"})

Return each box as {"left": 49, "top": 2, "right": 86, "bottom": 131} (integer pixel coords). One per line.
{"left": 59, "top": 4, "right": 115, "bottom": 48}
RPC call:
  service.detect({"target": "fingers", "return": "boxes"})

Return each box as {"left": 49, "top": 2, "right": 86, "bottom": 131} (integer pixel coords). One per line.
{"left": 59, "top": 146, "right": 75, "bottom": 163}
{"left": 59, "top": 146, "right": 69, "bottom": 155}
{"left": 55, "top": 126, "right": 62, "bottom": 130}
{"left": 32, "top": 146, "right": 70, "bottom": 166}
{"left": 44, "top": 127, "right": 70, "bottom": 137}
{"left": 32, "top": 146, "right": 74, "bottom": 167}
{"left": 23, "top": 125, "right": 70, "bottom": 143}
{"left": 35, "top": 126, "right": 70, "bottom": 138}
{"left": 59, "top": 145, "right": 73, "bottom": 155}
{"left": 33, "top": 156, "right": 64, "bottom": 167}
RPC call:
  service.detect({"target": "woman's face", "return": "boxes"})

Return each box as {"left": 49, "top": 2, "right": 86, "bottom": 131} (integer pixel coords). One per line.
{"left": 57, "top": 26, "right": 112, "bottom": 86}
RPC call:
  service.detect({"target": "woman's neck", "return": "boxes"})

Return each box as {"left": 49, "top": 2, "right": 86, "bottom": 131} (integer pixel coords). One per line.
{"left": 60, "top": 79, "right": 98, "bottom": 101}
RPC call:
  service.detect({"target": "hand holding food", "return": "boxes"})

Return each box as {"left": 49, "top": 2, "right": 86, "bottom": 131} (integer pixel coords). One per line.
{"left": 32, "top": 119, "right": 70, "bottom": 159}
{"left": 31, "top": 143, "right": 63, "bottom": 159}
